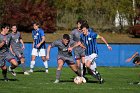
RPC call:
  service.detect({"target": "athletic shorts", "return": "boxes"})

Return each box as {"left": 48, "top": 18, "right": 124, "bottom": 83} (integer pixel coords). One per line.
{"left": 13, "top": 49, "right": 24, "bottom": 59}
{"left": 0, "top": 51, "right": 15, "bottom": 66}
{"left": 31, "top": 48, "right": 46, "bottom": 57}
{"left": 74, "top": 47, "right": 85, "bottom": 59}
{"left": 57, "top": 55, "right": 75, "bottom": 65}
{"left": 85, "top": 53, "right": 98, "bottom": 63}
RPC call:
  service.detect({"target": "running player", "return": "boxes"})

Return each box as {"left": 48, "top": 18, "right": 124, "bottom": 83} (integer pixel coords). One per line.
{"left": 29, "top": 22, "right": 48, "bottom": 73}
{"left": 0, "top": 23, "right": 18, "bottom": 77}
{"left": 80, "top": 23, "right": 112, "bottom": 84}
{"left": 46, "top": 34, "right": 81, "bottom": 83}
{"left": 70, "top": 19, "right": 86, "bottom": 77}
{"left": 9, "top": 25, "right": 29, "bottom": 75}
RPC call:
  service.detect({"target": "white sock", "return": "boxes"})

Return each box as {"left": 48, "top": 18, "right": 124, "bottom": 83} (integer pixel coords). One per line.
{"left": 30, "top": 61, "right": 35, "bottom": 69}
{"left": 43, "top": 60, "right": 48, "bottom": 69}
{"left": 90, "top": 62, "right": 97, "bottom": 71}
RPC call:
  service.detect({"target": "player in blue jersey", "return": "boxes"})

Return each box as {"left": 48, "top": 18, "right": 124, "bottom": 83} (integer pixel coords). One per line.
{"left": 80, "top": 23, "right": 112, "bottom": 84}
{"left": 9, "top": 25, "right": 29, "bottom": 75}
{"left": 0, "top": 23, "right": 18, "bottom": 78}
{"left": 29, "top": 22, "right": 48, "bottom": 73}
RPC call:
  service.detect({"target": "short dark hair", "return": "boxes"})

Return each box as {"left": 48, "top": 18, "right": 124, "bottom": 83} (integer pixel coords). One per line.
{"left": 80, "top": 23, "right": 89, "bottom": 29}
{"left": 63, "top": 34, "right": 70, "bottom": 40}
{"left": 133, "top": 56, "right": 140, "bottom": 64}
{"left": 76, "top": 19, "right": 87, "bottom": 25}
{"left": 32, "top": 22, "right": 40, "bottom": 26}
{"left": 1, "top": 23, "right": 10, "bottom": 30}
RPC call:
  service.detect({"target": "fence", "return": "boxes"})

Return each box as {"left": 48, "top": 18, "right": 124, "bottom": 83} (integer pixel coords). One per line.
{"left": 7, "top": 43, "right": 140, "bottom": 67}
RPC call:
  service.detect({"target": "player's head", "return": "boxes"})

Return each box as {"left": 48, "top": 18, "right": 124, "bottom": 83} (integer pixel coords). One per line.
{"left": 1, "top": 23, "right": 10, "bottom": 34}
{"left": 11, "top": 24, "right": 17, "bottom": 33}
{"left": 62, "top": 34, "right": 70, "bottom": 45}
{"left": 80, "top": 23, "right": 89, "bottom": 35}
{"left": 133, "top": 56, "right": 140, "bottom": 65}
{"left": 33, "top": 22, "right": 40, "bottom": 30}
{"left": 76, "top": 19, "right": 87, "bottom": 29}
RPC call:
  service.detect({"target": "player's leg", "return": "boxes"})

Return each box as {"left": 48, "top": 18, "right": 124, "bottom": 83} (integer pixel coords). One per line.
{"left": 9, "top": 59, "right": 18, "bottom": 76}
{"left": 81, "top": 56, "right": 86, "bottom": 77}
{"left": 39, "top": 49, "right": 48, "bottom": 73}
{"left": 20, "top": 58, "right": 29, "bottom": 75}
{"left": 54, "top": 59, "right": 64, "bottom": 83}
{"left": 29, "top": 48, "right": 37, "bottom": 72}
{"left": 29, "top": 55, "right": 36, "bottom": 72}
{"left": 1, "top": 63, "right": 8, "bottom": 81}
{"left": 41, "top": 56, "right": 48, "bottom": 73}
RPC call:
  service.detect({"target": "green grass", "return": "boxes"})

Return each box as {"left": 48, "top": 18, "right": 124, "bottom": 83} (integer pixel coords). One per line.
{"left": 0, "top": 67, "right": 140, "bottom": 93}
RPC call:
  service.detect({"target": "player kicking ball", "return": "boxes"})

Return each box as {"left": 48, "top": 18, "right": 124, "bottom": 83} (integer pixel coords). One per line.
{"left": 46, "top": 34, "right": 83, "bottom": 83}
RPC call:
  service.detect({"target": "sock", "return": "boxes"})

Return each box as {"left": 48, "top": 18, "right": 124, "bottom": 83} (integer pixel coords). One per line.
{"left": 74, "top": 70, "right": 81, "bottom": 76}
{"left": 83, "top": 63, "right": 86, "bottom": 77}
{"left": 30, "top": 61, "right": 35, "bottom": 69}
{"left": 2, "top": 69, "right": 7, "bottom": 79}
{"left": 80, "top": 63, "right": 83, "bottom": 77}
{"left": 43, "top": 60, "right": 48, "bottom": 69}
{"left": 21, "top": 63, "right": 26, "bottom": 72}
{"left": 56, "top": 70, "right": 61, "bottom": 80}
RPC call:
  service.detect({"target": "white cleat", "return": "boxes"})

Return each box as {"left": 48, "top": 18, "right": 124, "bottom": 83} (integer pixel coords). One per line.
{"left": 24, "top": 71, "right": 30, "bottom": 75}
{"left": 9, "top": 66, "right": 16, "bottom": 76}
{"left": 45, "top": 69, "right": 49, "bottom": 73}
{"left": 54, "top": 79, "right": 59, "bottom": 83}
{"left": 29, "top": 69, "right": 33, "bottom": 73}
{"left": 81, "top": 77, "right": 86, "bottom": 83}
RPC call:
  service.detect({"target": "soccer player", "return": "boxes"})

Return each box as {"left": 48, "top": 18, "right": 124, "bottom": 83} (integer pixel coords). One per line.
{"left": 126, "top": 52, "right": 140, "bottom": 65}
{"left": 80, "top": 23, "right": 112, "bottom": 84}
{"left": 70, "top": 19, "right": 86, "bottom": 77}
{"left": 29, "top": 22, "right": 48, "bottom": 73}
{"left": 0, "top": 23, "right": 18, "bottom": 77}
{"left": 46, "top": 34, "right": 81, "bottom": 83}
{"left": 9, "top": 25, "right": 29, "bottom": 75}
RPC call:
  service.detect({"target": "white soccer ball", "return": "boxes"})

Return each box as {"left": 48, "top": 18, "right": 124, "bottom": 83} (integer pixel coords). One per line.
{"left": 74, "top": 76, "right": 83, "bottom": 84}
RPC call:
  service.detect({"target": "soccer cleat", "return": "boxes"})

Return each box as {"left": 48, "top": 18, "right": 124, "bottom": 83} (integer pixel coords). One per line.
{"left": 99, "top": 78, "right": 104, "bottom": 84}
{"left": 24, "top": 71, "right": 30, "bottom": 75}
{"left": 9, "top": 66, "right": 16, "bottom": 76}
{"left": 54, "top": 79, "right": 59, "bottom": 83}
{"left": 4, "top": 77, "right": 9, "bottom": 82}
{"left": 45, "top": 69, "right": 49, "bottom": 73}
{"left": 11, "top": 71, "right": 16, "bottom": 76}
{"left": 29, "top": 69, "right": 33, "bottom": 73}
{"left": 81, "top": 77, "right": 86, "bottom": 83}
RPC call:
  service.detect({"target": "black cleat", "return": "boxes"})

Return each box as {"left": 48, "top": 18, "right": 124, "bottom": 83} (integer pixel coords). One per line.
{"left": 4, "top": 77, "right": 9, "bottom": 82}
{"left": 99, "top": 78, "right": 104, "bottom": 84}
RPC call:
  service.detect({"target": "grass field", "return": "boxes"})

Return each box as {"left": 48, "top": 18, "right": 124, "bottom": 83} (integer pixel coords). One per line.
{"left": 0, "top": 67, "right": 140, "bottom": 93}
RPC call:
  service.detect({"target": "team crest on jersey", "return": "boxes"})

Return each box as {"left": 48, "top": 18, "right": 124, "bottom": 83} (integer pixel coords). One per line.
{"left": 36, "top": 33, "right": 39, "bottom": 35}
{"left": 88, "top": 38, "right": 92, "bottom": 40}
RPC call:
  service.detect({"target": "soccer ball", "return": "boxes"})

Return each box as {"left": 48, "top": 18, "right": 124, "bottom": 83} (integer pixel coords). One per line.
{"left": 74, "top": 76, "right": 83, "bottom": 84}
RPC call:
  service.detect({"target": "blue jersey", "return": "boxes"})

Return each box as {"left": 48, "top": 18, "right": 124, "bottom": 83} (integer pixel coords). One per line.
{"left": 32, "top": 28, "right": 46, "bottom": 49}
{"left": 80, "top": 28, "right": 98, "bottom": 56}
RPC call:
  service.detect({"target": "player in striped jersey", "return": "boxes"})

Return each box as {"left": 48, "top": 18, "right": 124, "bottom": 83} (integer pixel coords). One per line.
{"left": 29, "top": 22, "right": 48, "bottom": 73}
{"left": 80, "top": 23, "right": 112, "bottom": 84}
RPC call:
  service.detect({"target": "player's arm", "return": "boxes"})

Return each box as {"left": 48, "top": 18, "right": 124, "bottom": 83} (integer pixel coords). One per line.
{"left": 20, "top": 39, "right": 25, "bottom": 49}
{"left": 36, "top": 36, "right": 45, "bottom": 48}
{"left": 46, "top": 45, "right": 52, "bottom": 60}
{"left": 9, "top": 45, "right": 15, "bottom": 56}
{"left": 0, "top": 41, "right": 5, "bottom": 48}
{"left": 97, "top": 35, "right": 112, "bottom": 50}
{"left": 68, "top": 41, "right": 81, "bottom": 52}
{"left": 126, "top": 52, "right": 139, "bottom": 62}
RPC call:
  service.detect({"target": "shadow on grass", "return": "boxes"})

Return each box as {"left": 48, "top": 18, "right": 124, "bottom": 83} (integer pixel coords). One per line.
{"left": 0, "top": 78, "right": 19, "bottom": 81}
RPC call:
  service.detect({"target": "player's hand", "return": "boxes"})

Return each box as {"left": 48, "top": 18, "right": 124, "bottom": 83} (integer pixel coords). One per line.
{"left": 36, "top": 43, "right": 41, "bottom": 48}
{"left": 22, "top": 45, "right": 25, "bottom": 50}
{"left": 68, "top": 47, "right": 73, "bottom": 52}
{"left": 126, "top": 58, "right": 131, "bottom": 62}
{"left": 107, "top": 46, "right": 112, "bottom": 51}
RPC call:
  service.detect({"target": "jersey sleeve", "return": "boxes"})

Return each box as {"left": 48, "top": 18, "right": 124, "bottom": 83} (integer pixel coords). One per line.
{"left": 51, "top": 40, "right": 59, "bottom": 48}
{"left": 40, "top": 29, "right": 45, "bottom": 37}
